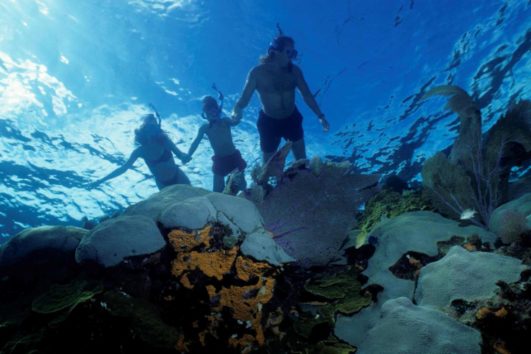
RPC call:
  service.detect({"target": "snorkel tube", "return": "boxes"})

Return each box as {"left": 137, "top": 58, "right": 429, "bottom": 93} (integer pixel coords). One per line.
{"left": 211, "top": 83, "right": 224, "bottom": 113}
{"left": 267, "top": 24, "right": 297, "bottom": 66}
{"left": 276, "top": 23, "right": 284, "bottom": 36}
{"left": 200, "top": 84, "right": 224, "bottom": 121}
{"left": 148, "top": 103, "right": 162, "bottom": 127}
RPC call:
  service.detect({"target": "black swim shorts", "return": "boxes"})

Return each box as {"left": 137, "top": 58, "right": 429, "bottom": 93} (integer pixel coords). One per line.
{"left": 211, "top": 149, "right": 247, "bottom": 177}
{"left": 257, "top": 107, "right": 304, "bottom": 153}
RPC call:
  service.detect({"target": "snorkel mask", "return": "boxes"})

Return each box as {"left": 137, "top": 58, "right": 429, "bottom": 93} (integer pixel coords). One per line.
{"left": 268, "top": 36, "right": 298, "bottom": 59}
{"left": 201, "top": 96, "right": 221, "bottom": 120}
{"left": 145, "top": 103, "right": 162, "bottom": 127}
{"left": 201, "top": 84, "right": 224, "bottom": 120}
{"left": 140, "top": 113, "right": 162, "bottom": 135}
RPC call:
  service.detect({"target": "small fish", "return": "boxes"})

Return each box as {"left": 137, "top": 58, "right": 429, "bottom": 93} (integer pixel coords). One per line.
{"left": 460, "top": 208, "right": 477, "bottom": 220}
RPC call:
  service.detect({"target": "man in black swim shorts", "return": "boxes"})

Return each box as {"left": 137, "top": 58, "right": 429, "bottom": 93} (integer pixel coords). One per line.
{"left": 231, "top": 35, "right": 330, "bottom": 163}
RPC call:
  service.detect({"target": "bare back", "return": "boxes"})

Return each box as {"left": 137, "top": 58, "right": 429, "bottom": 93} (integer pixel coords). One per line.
{"left": 254, "top": 63, "right": 298, "bottom": 119}
{"left": 204, "top": 119, "right": 237, "bottom": 157}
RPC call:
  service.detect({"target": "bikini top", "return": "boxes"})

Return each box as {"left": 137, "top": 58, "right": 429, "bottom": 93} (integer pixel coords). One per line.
{"left": 143, "top": 140, "right": 173, "bottom": 171}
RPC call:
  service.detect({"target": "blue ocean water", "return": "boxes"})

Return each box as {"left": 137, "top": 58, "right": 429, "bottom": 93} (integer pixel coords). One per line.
{"left": 0, "top": 0, "right": 529, "bottom": 240}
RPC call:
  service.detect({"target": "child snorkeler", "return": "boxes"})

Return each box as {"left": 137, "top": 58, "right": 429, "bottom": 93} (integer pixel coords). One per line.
{"left": 186, "top": 95, "right": 247, "bottom": 193}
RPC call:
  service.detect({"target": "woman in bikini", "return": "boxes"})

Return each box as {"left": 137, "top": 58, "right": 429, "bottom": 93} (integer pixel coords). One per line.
{"left": 86, "top": 113, "right": 191, "bottom": 191}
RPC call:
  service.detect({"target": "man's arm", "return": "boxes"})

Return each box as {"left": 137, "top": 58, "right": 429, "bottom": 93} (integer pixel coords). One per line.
{"left": 232, "top": 68, "right": 258, "bottom": 123}
{"left": 185, "top": 125, "right": 207, "bottom": 159}
{"left": 294, "top": 65, "right": 330, "bottom": 132}
{"left": 86, "top": 148, "right": 141, "bottom": 189}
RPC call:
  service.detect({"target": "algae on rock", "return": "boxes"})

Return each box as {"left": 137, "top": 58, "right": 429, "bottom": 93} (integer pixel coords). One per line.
{"left": 31, "top": 279, "right": 103, "bottom": 314}
{"left": 304, "top": 268, "right": 371, "bottom": 319}
{"left": 356, "top": 190, "right": 432, "bottom": 247}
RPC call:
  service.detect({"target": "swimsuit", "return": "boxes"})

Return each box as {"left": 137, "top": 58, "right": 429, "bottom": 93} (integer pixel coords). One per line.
{"left": 144, "top": 147, "right": 172, "bottom": 171}
{"left": 157, "top": 168, "right": 191, "bottom": 189}
{"left": 143, "top": 142, "right": 191, "bottom": 189}
{"left": 212, "top": 149, "right": 247, "bottom": 177}
{"left": 257, "top": 107, "right": 304, "bottom": 153}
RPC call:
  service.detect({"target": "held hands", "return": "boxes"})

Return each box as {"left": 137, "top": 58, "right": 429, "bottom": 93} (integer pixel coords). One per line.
{"left": 231, "top": 110, "right": 242, "bottom": 125}
{"left": 181, "top": 154, "right": 192, "bottom": 164}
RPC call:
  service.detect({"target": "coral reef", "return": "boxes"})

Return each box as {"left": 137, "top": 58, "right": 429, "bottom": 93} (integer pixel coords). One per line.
{"left": 0, "top": 225, "right": 86, "bottom": 268}
{"left": 167, "top": 225, "right": 279, "bottom": 353}
{"left": 415, "top": 246, "right": 526, "bottom": 308}
{"left": 1, "top": 165, "right": 529, "bottom": 354}
{"left": 31, "top": 279, "right": 102, "bottom": 314}
{"left": 354, "top": 189, "right": 433, "bottom": 247}
{"left": 422, "top": 152, "right": 477, "bottom": 219}
{"left": 488, "top": 193, "right": 531, "bottom": 244}
{"left": 251, "top": 160, "right": 380, "bottom": 266}
{"left": 303, "top": 267, "right": 372, "bottom": 319}
{"left": 75, "top": 214, "right": 166, "bottom": 267}
{"left": 421, "top": 86, "right": 531, "bottom": 225}
{"left": 449, "top": 272, "right": 531, "bottom": 354}
{"left": 337, "top": 297, "right": 483, "bottom": 354}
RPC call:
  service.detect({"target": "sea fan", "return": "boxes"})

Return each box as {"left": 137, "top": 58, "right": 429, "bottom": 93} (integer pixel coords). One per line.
{"left": 421, "top": 86, "right": 531, "bottom": 226}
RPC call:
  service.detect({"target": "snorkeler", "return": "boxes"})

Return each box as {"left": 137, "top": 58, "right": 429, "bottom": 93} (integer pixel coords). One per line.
{"left": 186, "top": 95, "right": 247, "bottom": 193}
{"left": 231, "top": 34, "right": 330, "bottom": 163}
{"left": 86, "top": 113, "right": 191, "bottom": 191}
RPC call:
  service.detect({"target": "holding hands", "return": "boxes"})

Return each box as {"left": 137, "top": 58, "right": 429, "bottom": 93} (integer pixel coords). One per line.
{"left": 181, "top": 154, "right": 192, "bottom": 164}
{"left": 231, "top": 109, "right": 242, "bottom": 125}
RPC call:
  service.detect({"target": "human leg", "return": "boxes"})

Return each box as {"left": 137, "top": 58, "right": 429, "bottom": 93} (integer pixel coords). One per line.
{"left": 257, "top": 111, "right": 282, "bottom": 164}
{"left": 174, "top": 168, "right": 191, "bottom": 185}
{"left": 262, "top": 150, "right": 276, "bottom": 164}
{"left": 156, "top": 167, "right": 191, "bottom": 190}
{"left": 213, "top": 174, "right": 225, "bottom": 192}
{"left": 283, "top": 107, "right": 305, "bottom": 160}
{"left": 291, "top": 138, "right": 307, "bottom": 160}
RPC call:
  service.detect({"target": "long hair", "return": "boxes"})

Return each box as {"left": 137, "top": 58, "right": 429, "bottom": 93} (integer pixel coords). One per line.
{"left": 260, "top": 35, "right": 295, "bottom": 64}
{"left": 134, "top": 114, "right": 167, "bottom": 146}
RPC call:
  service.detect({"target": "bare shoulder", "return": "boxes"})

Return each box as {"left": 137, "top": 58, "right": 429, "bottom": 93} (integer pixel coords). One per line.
{"left": 160, "top": 133, "right": 174, "bottom": 147}
{"left": 291, "top": 64, "right": 304, "bottom": 76}
{"left": 253, "top": 63, "right": 268, "bottom": 72}
{"left": 252, "top": 64, "right": 269, "bottom": 77}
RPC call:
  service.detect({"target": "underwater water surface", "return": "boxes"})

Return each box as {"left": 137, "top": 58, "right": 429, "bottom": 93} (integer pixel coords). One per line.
{"left": 0, "top": 0, "right": 530, "bottom": 239}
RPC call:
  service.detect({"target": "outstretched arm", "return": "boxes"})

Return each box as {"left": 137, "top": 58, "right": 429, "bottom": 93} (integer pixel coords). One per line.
{"left": 232, "top": 68, "right": 257, "bottom": 123}
{"left": 186, "top": 125, "right": 207, "bottom": 159}
{"left": 86, "top": 148, "right": 141, "bottom": 189}
{"left": 166, "top": 136, "right": 190, "bottom": 163}
{"left": 294, "top": 65, "right": 330, "bottom": 132}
